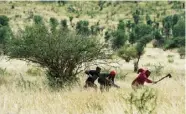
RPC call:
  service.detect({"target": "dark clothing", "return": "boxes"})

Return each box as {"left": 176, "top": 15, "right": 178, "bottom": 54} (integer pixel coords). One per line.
{"left": 98, "top": 73, "right": 118, "bottom": 92}
{"left": 98, "top": 73, "right": 115, "bottom": 87}
{"left": 98, "top": 73, "right": 114, "bottom": 84}
{"left": 85, "top": 70, "right": 100, "bottom": 83}
{"left": 84, "top": 70, "right": 100, "bottom": 90}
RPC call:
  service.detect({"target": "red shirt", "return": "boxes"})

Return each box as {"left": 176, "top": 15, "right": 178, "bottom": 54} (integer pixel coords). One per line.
{"left": 132, "top": 71, "right": 152, "bottom": 86}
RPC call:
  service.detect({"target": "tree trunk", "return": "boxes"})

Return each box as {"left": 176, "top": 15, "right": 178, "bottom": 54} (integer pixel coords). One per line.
{"left": 134, "top": 55, "right": 141, "bottom": 72}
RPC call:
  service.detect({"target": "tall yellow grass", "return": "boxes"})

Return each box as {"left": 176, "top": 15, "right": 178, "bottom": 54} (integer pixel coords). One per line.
{"left": 0, "top": 48, "right": 185, "bottom": 114}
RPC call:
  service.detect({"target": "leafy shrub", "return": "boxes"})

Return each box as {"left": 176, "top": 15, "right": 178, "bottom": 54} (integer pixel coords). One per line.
{"left": 90, "top": 25, "right": 100, "bottom": 35}
{"left": 76, "top": 20, "right": 90, "bottom": 35}
{"left": 178, "top": 47, "right": 185, "bottom": 59}
{"left": 129, "top": 31, "right": 136, "bottom": 44}
{"left": 69, "top": 16, "right": 73, "bottom": 23}
{"left": 6, "top": 23, "right": 105, "bottom": 88}
{"left": 126, "top": 88, "right": 157, "bottom": 114}
{"left": 104, "top": 29, "right": 113, "bottom": 42}
{"left": 60, "top": 19, "right": 67, "bottom": 29}
{"left": 164, "top": 36, "right": 185, "bottom": 49}
{"left": 118, "top": 44, "right": 137, "bottom": 62}
{"left": 117, "top": 20, "right": 125, "bottom": 30}
{"left": 0, "top": 15, "right": 9, "bottom": 26}
{"left": 98, "top": 1, "right": 105, "bottom": 11}
{"left": 0, "top": 18, "right": 13, "bottom": 54}
{"left": 112, "top": 29, "right": 127, "bottom": 49}
{"left": 50, "top": 17, "right": 59, "bottom": 32}
{"left": 134, "top": 24, "right": 153, "bottom": 41}
{"left": 172, "top": 14, "right": 179, "bottom": 26}
{"left": 173, "top": 19, "right": 185, "bottom": 37}
{"left": 33, "top": 15, "right": 43, "bottom": 24}
{"left": 11, "top": 5, "right": 15, "bottom": 9}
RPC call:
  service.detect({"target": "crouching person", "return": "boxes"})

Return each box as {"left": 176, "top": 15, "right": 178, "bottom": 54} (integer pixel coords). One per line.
{"left": 84, "top": 67, "right": 101, "bottom": 90}
{"left": 98, "top": 70, "right": 120, "bottom": 92}
{"left": 131, "top": 68, "right": 156, "bottom": 91}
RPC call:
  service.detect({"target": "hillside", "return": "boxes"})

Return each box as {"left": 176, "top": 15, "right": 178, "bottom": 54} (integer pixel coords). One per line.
{"left": 0, "top": 1, "right": 185, "bottom": 114}
{"left": 0, "top": 1, "right": 185, "bottom": 33}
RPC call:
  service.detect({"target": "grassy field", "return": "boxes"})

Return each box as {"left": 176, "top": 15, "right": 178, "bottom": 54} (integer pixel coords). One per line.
{"left": 0, "top": 1, "right": 184, "bottom": 33}
{"left": 0, "top": 47, "right": 185, "bottom": 114}
{"left": 0, "top": 1, "right": 185, "bottom": 114}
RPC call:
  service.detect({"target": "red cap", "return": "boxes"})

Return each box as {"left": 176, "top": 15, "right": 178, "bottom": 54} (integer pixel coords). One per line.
{"left": 110, "top": 70, "right": 116, "bottom": 76}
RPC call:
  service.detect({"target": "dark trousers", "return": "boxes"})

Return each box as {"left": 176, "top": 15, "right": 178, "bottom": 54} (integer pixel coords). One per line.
{"left": 84, "top": 77, "right": 97, "bottom": 90}
{"left": 98, "top": 78, "right": 111, "bottom": 92}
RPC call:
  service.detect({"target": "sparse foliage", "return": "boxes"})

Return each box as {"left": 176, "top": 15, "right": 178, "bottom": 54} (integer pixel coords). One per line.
{"left": 60, "top": 19, "right": 68, "bottom": 29}
{"left": 173, "top": 19, "right": 185, "bottom": 37}
{"left": 6, "top": 23, "right": 105, "bottom": 88}
{"left": 0, "top": 15, "right": 12, "bottom": 54}
{"left": 0, "top": 15, "right": 9, "bottom": 26}
{"left": 76, "top": 20, "right": 90, "bottom": 35}
{"left": 118, "top": 44, "right": 137, "bottom": 62}
{"left": 50, "top": 17, "right": 59, "bottom": 32}
{"left": 178, "top": 47, "right": 185, "bottom": 59}
{"left": 33, "top": 15, "right": 43, "bottom": 24}
{"left": 126, "top": 88, "right": 157, "bottom": 114}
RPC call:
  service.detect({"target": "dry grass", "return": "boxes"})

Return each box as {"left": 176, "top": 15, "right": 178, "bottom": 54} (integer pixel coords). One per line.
{"left": 0, "top": 1, "right": 185, "bottom": 114}
{"left": 0, "top": 48, "right": 185, "bottom": 114}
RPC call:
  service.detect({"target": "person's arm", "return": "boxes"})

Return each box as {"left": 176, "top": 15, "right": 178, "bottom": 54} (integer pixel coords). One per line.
{"left": 132, "top": 78, "right": 137, "bottom": 85}
{"left": 111, "top": 77, "right": 114, "bottom": 83}
{"left": 85, "top": 70, "right": 93, "bottom": 77}
{"left": 85, "top": 70, "right": 89, "bottom": 75}
{"left": 145, "top": 77, "right": 153, "bottom": 83}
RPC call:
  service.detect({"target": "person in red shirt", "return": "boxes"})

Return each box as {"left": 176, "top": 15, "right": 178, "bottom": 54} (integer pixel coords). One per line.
{"left": 131, "top": 68, "right": 156, "bottom": 90}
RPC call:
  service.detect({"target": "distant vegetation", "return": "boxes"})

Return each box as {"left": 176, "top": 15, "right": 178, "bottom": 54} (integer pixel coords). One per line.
{"left": 0, "top": 1, "right": 185, "bottom": 87}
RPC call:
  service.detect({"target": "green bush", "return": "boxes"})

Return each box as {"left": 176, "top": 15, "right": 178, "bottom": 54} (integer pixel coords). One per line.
{"left": 178, "top": 47, "right": 185, "bottom": 59}
{"left": 112, "top": 29, "right": 127, "bottom": 49}
{"left": 104, "top": 29, "right": 113, "bottom": 42}
{"left": 76, "top": 20, "right": 90, "bottom": 35}
{"left": 132, "top": 13, "right": 140, "bottom": 24}
{"left": 172, "top": 14, "right": 179, "bottom": 26}
{"left": 33, "top": 15, "right": 43, "bottom": 24}
{"left": 50, "top": 17, "right": 59, "bottom": 32}
{"left": 118, "top": 44, "right": 137, "bottom": 62}
{"left": 134, "top": 24, "right": 153, "bottom": 41}
{"left": 117, "top": 20, "right": 125, "bottom": 30}
{"left": 90, "top": 25, "right": 99, "bottom": 35}
{"left": 164, "top": 36, "right": 185, "bottom": 49}
{"left": 173, "top": 19, "right": 185, "bottom": 37}
{"left": 69, "top": 16, "right": 73, "bottom": 23}
{"left": 129, "top": 31, "right": 136, "bottom": 44}
{"left": 60, "top": 19, "right": 67, "bottom": 29}
{"left": 126, "top": 88, "right": 157, "bottom": 114}
{"left": 0, "top": 18, "right": 13, "bottom": 54}
{"left": 0, "top": 15, "right": 9, "bottom": 26}
{"left": 6, "top": 23, "right": 105, "bottom": 88}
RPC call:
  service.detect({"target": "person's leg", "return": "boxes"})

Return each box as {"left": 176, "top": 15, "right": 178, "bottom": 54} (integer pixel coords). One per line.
{"left": 84, "top": 80, "right": 88, "bottom": 88}
{"left": 84, "top": 77, "right": 93, "bottom": 88}
{"left": 100, "top": 84, "right": 104, "bottom": 92}
{"left": 92, "top": 83, "right": 97, "bottom": 91}
{"left": 105, "top": 80, "right": 111, "bottom": 92}
{"left": 98, "top": 78, "right": 105, "bottom": 92}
